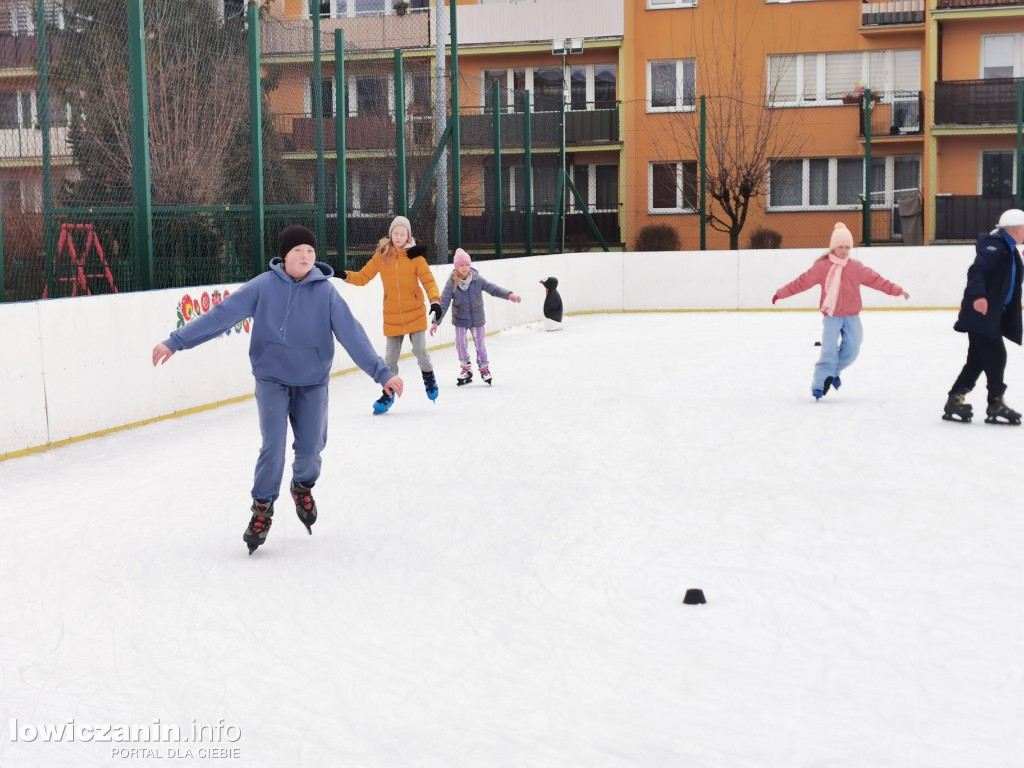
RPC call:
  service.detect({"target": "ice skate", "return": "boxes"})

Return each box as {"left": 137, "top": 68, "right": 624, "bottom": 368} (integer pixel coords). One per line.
{"left": 243, "top": 500, "right": 274, "bottom": 555}
{"left": 479, "top": 365, "right": 492, "bottom": 385}
{"left": 373, "top": 388, "right": 394, "bottom": 414}
{"left": 812, "top": 388, "right": 824, "bottom": 400}
{"left": 832, "top": 376, "right": 841, "bottom": 390}
{"left": 290, "top": 482, "right": 317, "bottom": 534}
{"left": 456, "top": 361, "right": 473, "bottom": 386}
{"left": 985, "top": 396, "right": 1021, "bottom": 425}
{"left": 422, "top": 370, "right": 439, "bottom": 401}
{"left": 942, "top": 392, "right": 972, "bottom": 423}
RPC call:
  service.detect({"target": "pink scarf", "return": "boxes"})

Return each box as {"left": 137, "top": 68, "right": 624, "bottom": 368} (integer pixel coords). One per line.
{"left": 820, "top": 252, "right": 849, "bottom": 317}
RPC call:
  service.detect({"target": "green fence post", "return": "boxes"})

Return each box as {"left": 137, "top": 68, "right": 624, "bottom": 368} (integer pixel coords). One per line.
{"left": 1016, "top": 81, "right": 1023, "bottom": 211}
{"left": 335, "top": 29, "right": 346, "bottom": 271}
{"left": 699, "top": 95, "right": 706, "bottom": 251}
{"left": 311, "top": 1, "right": 327, "bottom": 261}
{"left": 37, "top": 0, "right": 54, "bottom": 294}
{"left": 248, "top": 0, "right": 265, "bottom": 276}
{"left": 0, "top": 200, "right": 5, "bottom": 301}
{"left": 863, "top": 87, "right": 873, "bottom": 247}
{"left": 394, "top": 48, "right": 407, "bottom": 217}
{"left": 449, "top": 0, "right": 461, "bottom": 248}
{"left": 127, "top": 0, "right": 154, "bottom": 289}
{"left": 492, "top": 81, "right": 502, "bottom": 258}
{"left": 522, "top": 90, "right": 532, "bottom": 257}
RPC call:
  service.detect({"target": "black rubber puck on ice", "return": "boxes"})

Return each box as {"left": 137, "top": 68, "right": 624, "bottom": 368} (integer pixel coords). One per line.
{"left": 683, "top": 588, "right": 706, "bottom": 605}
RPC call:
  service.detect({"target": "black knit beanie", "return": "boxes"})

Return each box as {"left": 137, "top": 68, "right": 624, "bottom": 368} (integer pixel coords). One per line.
{"left": 278, "top": 225, "right": 317, "bottom": 259}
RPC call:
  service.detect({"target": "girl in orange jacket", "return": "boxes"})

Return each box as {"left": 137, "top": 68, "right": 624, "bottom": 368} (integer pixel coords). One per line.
{"left": 341, "top": 215, "right": 441, "bottom": 413}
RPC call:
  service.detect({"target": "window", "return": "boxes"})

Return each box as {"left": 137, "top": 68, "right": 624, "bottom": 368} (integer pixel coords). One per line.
{"left": 570, "top": 67, "right": 587, "bottom": 112}
{"left": 307, "top": 80, "right": 335, "bottom": 119}
{"left": 767, "top": 49, "right": 920, "bottom": 105}
{"left": 982, "top": 35, "right": 1023, "bottom": 79}
{"left": 483, "top": 69, "right": 508, "bottom": 113}
{"left": 533, "top": 67, "right": 563, "bottom": 113}
{"left": 304, "top": 0, "right": 421, "bottom": 18}
{"left": 569, "top": 164, "right": 618, "bottom": 213}
{"left": 649, "top": 162, "right": 698, "bottom": 213}
{"left": 353, "top": 76, "right": 389, "bottom": 116}
{"left": 0, "top": 90, "right": 38, "bottom": 130}
{"left": 10, "top": 0, "right": 32, "bottom": 35}
{"left": 981, "top": 151, "right": 1016, "bottom": 196}
{"left": 647, "top": 60, "right": 695, "bottom": 112}
{"left": 346, "top": 170, "right": 391, "bottom": 215}
{"left": 595, "top": 65, "right": 617, "bottom": 110}
{"left": 648, "top": 0, "right": 697, "bottom": 8}
{"left": 768, "top": 155, "right": 920, "bottom": 210}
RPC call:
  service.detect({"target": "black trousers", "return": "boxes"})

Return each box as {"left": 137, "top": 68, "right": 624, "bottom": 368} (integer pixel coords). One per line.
{"left": 950, "top": 331, "right": 1007, "bottom": 400}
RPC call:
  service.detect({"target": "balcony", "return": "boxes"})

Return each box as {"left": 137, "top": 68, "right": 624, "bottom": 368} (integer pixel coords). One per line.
{"left": 282, "top": 107, "right": 620, "bottom": 154}
{"left": 456, "top": 0, "right": 622, "bottom": 47}
{"left": 261, "top": 11, "right": 432, "bottom": 56}
{"left": 934, "top": 78, "right": 1024, "bottom": 126}
{"left": 856, "top": 91, "right": 924, "bottom": 138}
{"left": 460, "top": 107, "right": 619, "bottom": 150}
{"left": 0, "top": 126, "right": 71, "bottom": 164}
{"left": 935, "top": 195, "right": 1015, "bottom": 240}
{"left": 861, "top": 1, "right": 925, "bottom": 26}
{"left": 0, "top": 33, "right": 62, "bottom": 71}
{"left": 935, "top": 0, "right": 1024, "bottom": 8}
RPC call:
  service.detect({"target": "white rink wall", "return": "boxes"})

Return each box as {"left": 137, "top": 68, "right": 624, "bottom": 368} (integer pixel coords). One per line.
{"left": 0, "top": 244, "right": 982, "bottom": 456}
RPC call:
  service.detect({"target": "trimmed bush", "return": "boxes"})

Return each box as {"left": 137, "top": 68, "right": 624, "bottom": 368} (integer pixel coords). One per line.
{"left": 748, "top": 227, "right": 783, "bottom": 249}
{"left": 633, "top": 224, "right": 680, "bottom": 252}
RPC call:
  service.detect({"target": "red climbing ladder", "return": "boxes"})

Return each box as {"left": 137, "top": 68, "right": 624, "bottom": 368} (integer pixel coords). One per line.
{"left": 42, "top": 223, "right": 118, "bottom": 298}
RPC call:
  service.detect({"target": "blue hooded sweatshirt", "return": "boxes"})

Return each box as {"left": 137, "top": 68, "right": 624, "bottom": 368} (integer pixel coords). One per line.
{"left": 163, "top": 259, "right": 393, "bottom": 387}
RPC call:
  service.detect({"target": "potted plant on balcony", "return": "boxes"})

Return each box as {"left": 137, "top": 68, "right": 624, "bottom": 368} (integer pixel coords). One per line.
{"left": 393, "top": 0, "right": 410, "bottom": 15}
{"left": 841, "top": 83, "right": 882, "bottom": 105}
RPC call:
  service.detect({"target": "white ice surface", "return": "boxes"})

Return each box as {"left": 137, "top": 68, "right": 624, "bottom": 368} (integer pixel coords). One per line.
{"left": 2, "top": 311, "right": 1023, "bottom": 768}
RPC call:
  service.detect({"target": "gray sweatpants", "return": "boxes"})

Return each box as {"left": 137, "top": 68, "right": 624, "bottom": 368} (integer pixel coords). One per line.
{"left": 385, "top": 331, "right": 432, "bottom": 374}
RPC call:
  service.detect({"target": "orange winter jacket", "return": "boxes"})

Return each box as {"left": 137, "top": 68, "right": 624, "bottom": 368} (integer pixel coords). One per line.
{"left": 344, "top": 242, "right": 440, "bottom": 337}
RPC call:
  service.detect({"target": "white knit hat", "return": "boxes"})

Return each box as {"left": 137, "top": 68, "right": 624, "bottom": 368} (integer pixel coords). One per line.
{"left": 388, "top": 215, "right": 412, "bottom": 239}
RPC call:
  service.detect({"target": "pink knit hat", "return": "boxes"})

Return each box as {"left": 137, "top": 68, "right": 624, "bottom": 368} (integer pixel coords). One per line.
{"left": 453, "top": 248, "right": 472, "bottom": 268}
{"left": 829, "top": 222, "right": 854, "bottom": 250}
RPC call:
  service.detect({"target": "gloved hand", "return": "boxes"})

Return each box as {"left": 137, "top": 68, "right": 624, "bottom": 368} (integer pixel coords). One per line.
{"left": 405, "top": 244, "right": 427, "bottom": 259}
{"left": 340, "top": 270, "right": 348, "bottom": 281}
{"left": 772, "top": 294, "right": 779, "bottom": 305}
{"left": 430, "top": 302, "right": 442, "bottom": 323}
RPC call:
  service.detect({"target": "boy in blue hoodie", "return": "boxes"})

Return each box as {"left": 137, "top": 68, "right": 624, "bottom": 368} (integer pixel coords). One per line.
{"left": 152, "top": 225, "right": 403, "bottom": 554}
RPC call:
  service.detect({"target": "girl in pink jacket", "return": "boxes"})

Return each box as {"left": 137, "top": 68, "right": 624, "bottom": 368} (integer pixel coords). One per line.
{"left": 772, "top": 222, "right": 909, "bottom": 400}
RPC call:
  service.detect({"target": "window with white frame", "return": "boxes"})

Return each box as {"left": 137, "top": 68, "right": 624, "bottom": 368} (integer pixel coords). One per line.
{"left": 648, "top": 161, "right": 698, "bottom": 213}
{"left": 0, "top": 177, "right": 41, "bottom": 212}
{"left": 647, "top": 0, "right": 697, "bottom": 9}
{"left": 982, "top": 35, "right": 1024, "bottom": 79}
{"left": 647, "top": 60, "right": 696, "bottom": 113}
{"left": 768, "top": 155, "right": 920, "bottom": 210}
{"left": 303, "top": 0, "right": 427, "bottom": 19}
{"left": 0, "top": 90, "right": 68, "bottom": 130}
{"left": 305, "top": 79, "right": 337, "bottom": 119}
{"left": 483, "top": 161, "right": 570, "bottom": 213}
{"left": 482, "top": 64, "right": 615, "bottom": 113}
{"left": 349, "top": 169, "right": 392, "bottom": 215}
{"left": 569, "top": 164, "right": 618, "bottom": 213}
{"left": 767, "top": 49, "right": 920, "bottom": 105}
{"left": 981, "top": 150, "right": 1017, "bottom": 196}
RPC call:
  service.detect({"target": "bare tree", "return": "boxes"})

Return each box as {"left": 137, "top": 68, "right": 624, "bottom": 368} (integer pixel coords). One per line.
{"left": 644, "top": 0, "right": 803, "bottom": 250}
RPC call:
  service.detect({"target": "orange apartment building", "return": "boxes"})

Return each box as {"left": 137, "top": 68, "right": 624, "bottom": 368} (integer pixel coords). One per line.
{"left": 1, "top": 0, "right": 1020, "bottom": 256}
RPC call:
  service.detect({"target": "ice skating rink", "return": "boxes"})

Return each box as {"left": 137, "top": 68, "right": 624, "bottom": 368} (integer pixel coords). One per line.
{"left": 2, "top": 310, "right": 1022, "bottom": 767}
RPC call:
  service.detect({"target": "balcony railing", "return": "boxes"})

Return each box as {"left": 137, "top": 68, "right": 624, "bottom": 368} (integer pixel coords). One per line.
{"left": 935, "top": 195, "right": 1016, "bottom": 240}
{"left": 280, "top": 107, "right": 620, "bottom": 153}
{"left": 934, "top": 78, "right": 1024, "bottom": 125}
{"left": 0, "top": 33, "right": 62, "bottom": 70}
{"left": 0, "top": 126, "right": 71, "bottom": 161}
{"left": 857, "top": 91, "right": 923, "bottom": 137}
{"left": 935, "top": 0, "right": 1024, "bottom": 9}
{"left": 861, "top": 1, "right": 925, "bottom": 26}
{"left": 261, "top": 11, "right": 431, "bottom": 55}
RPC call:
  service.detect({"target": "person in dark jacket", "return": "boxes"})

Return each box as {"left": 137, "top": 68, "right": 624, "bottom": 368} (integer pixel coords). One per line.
{"left": 944, "top": 208, "right": 1024, "bottom": 424}
{"left": 152, "top": 225, "right": 403, "bottom": 553}
{"left": 429, "top": 248, "right": 521, "bottom": 385}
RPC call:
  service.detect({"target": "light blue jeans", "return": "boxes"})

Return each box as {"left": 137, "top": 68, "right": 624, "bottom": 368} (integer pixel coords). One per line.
{"left": 813, "top": 315, "right": 863, "bottom": 392}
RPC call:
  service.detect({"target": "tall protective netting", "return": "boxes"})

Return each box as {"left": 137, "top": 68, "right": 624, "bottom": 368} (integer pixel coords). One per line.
{"left": 261, "top": 0, "right": 447, "bottom": 270}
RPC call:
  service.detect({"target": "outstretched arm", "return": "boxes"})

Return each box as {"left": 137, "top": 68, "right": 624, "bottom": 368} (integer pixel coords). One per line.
{"left": 152, "top": 284, "right": 259, "bottom": 365}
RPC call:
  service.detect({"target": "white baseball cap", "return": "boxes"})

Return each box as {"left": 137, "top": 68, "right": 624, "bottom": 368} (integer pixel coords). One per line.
{"left": 997, "top": 208, "right": 1024, "bottom": 228}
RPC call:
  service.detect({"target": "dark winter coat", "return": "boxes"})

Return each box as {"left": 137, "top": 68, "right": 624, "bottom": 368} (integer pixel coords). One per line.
{"left": 953, "top": 232, "right": 1024, "bottom": 344}
{"left": 437, "top": 268, "right": 511, "bottom": 328}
